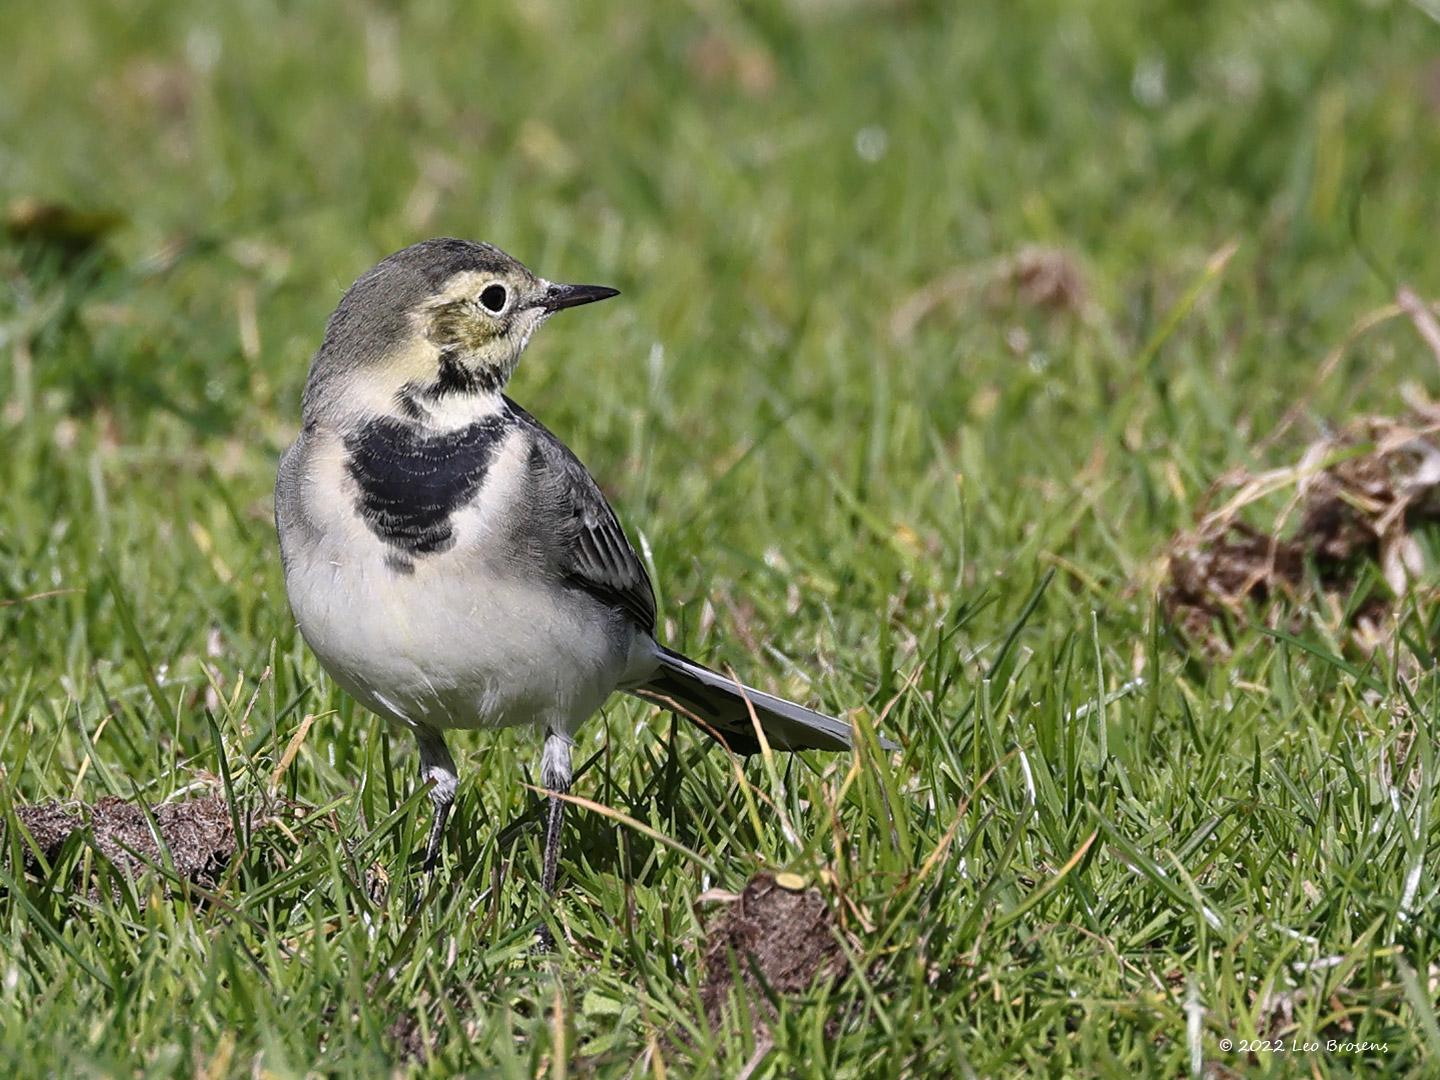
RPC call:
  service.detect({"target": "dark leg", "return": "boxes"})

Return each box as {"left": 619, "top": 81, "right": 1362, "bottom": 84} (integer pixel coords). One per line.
{"left": 541, "top": 791, "right": 565, "bottom": 895}
{"left": 535, "top": 729, "right": 573, "bottom": 947}
{"left": 415, "top": 726, "right": 458, "bottom": 878}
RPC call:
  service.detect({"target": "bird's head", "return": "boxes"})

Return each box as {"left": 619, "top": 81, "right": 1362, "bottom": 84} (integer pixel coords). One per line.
{"left": 302, "top": 238, "right": 617, "bottom": 423}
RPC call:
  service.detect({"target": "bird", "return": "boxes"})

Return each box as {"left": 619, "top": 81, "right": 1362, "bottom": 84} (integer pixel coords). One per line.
{"left": 275, "top": 238, "right": 888, "bottom": 919}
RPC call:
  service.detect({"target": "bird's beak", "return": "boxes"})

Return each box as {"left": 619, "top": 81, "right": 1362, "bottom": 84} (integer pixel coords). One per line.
{"left": 540, "top": 282, "right": 620, "bottom": 312}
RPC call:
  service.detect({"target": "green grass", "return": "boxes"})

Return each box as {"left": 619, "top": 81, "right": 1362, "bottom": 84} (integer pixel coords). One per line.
{"left": 3, "top": 0, "right": 1440, "bottom": 1075}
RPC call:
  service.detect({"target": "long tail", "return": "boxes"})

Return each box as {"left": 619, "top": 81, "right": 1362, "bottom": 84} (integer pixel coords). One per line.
{"left": 629, "top": 646, "right": 878, "bottom": 755}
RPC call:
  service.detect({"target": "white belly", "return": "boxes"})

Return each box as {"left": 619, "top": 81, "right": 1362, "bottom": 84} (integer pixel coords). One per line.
{"left": 286, "top": 538, "right": 632, "bottom": 734}
{"left": 279, "top": 426, "right": 650, "bottom": 736}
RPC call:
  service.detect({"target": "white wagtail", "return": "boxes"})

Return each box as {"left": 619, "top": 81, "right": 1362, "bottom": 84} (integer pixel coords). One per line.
{"left": 276, "top": 238, "right": 889, "bottom": 907}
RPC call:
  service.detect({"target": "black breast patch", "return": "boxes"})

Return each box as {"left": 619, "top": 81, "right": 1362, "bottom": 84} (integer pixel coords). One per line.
{"left": 344, "top": 414, "right": 508, "bottom": 558}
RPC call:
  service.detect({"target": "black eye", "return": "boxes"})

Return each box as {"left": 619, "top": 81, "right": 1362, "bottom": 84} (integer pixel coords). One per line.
{"left": 479, "top": 284, "right": 508, "bottom": 313}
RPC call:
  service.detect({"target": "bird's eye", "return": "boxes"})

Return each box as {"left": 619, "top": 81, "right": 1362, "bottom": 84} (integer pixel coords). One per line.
{"left": 479, "top": 284, "right": 508, "bottom": 313}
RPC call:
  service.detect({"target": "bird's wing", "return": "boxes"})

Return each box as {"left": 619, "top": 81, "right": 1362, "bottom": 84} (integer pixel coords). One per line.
{"left": 505, "top": 397, "right": 658, "bottom": 633}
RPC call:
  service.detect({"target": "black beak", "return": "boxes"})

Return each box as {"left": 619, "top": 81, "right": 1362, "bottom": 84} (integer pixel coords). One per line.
{"left": 541, "top": 282, "right": 620, "bottom": 312}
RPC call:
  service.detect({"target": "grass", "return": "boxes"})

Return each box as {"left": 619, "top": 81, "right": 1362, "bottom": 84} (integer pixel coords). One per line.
{"left": 3, "top": 0, "right": 1440, "bottom": 1074}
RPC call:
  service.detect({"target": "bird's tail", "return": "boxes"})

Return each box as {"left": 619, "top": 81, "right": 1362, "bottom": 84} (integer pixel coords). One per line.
{"left": 630, "top": 646, "right": 885, "bottom": 755}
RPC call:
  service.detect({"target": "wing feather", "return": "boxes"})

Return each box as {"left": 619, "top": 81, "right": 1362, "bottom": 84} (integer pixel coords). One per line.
{"left": 505, "top": 397, "right": 658, "bottom": 632}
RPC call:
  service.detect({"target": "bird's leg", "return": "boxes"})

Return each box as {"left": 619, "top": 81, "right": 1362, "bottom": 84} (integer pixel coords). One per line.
{"left": 415, "top": 726, "right": 458, "bottom": 880}
{"left": 539, "top": 729, "right": 573, "bottom": 893}
{"left": 536, "top": 728, "right": 573, "bottom": 947}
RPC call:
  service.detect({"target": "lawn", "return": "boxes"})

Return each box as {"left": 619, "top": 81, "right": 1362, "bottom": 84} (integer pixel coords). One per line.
{"left": 4, "top": 1, "right": 1440, "bottom": 1075}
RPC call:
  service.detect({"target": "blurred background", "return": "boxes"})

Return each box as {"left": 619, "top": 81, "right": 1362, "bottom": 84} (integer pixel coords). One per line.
{"left": 4, "top": 1, "right": 1440, "bottom": 1074}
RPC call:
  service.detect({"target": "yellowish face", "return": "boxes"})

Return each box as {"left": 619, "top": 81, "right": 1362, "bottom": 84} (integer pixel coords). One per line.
{"left": 419, "top": 268, "right": 547, "bottom": 367}
{"left": 326, "top": 268, "right": 549, "bottom": 419}
{"left": 302, "top": 239, "right": 617, "bottom": 427}
{"left": 317, "top": 260, "right": 616, "bottom": 423}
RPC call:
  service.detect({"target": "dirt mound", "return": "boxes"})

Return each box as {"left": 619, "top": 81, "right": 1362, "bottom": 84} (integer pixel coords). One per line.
{"left": 1163, "top": 411, "right": 1440, "bottom": 652}
{"left": 890, "top": 245, "right": 1090, "bottom": 341}
{"left": 9, "top": 793, "right": 236, "bottom": 892}
{"left": 698, "top": 873, "right": 848, "bottom": 1032}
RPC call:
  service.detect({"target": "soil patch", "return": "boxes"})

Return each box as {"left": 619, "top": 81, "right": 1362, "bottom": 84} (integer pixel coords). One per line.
{"left": 697, "top": 872, "right": 848, "bottom": 1032}
{"left": 10, "top": 792, "right": 236, "bottom": 892}
{"left": 1163, "top": 412, "right": 1440, "bottom": 651}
